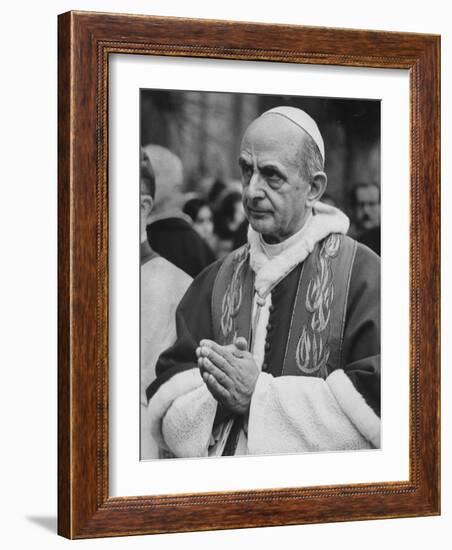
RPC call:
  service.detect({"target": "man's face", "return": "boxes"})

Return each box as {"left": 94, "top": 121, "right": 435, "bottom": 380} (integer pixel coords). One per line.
{"left": 193, "top": 205, "right": 214, "bottom": 241}
{"left": 239, "top": 115, "right": 312, "bottom": 244}
{"left": 354, "top": 185, "right": 380, "bottom": 231}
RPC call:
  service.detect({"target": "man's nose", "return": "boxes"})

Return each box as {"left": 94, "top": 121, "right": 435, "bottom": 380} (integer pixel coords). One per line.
{"left": 247, "top": 172, "right": 265, "bottom": 200}
{"left": 358, "top": 203, "right": 369, "bottom": 214}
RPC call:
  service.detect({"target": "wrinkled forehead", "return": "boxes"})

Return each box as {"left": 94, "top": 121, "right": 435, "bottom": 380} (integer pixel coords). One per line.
{"left": 240, "top": 114, "right": 306, "bottom": 162}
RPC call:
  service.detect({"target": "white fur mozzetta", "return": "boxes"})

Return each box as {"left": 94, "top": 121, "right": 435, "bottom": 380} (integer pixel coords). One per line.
{"left": 248, "top": 201, "right": 349, "bottom": 297}
{"left": 247, "top": 372, "right": 374, "bottom": 455}
{"left": 147, "top": 369, "right": 217, "bottom": 457}
{"left": 326, "top": 369, "right": 381, "bottom": 448}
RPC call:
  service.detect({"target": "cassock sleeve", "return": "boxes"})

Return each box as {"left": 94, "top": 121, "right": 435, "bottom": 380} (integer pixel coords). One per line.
{"left": 247, "top": 242, "right": 381, "bottom": 454}
{"left": 145, "top": 261, "right": 224, "bottom": 457}
{"left": 339, "top": 243, "right": 381, "bottom": 416}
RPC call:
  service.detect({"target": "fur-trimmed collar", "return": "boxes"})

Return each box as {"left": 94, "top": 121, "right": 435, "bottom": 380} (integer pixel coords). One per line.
{"left": 248, "top": 201, "right": 349, "bottom": 296}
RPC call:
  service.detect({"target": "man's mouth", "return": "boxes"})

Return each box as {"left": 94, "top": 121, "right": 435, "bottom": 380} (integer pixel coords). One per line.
{"left": 247, "top": 206, "right": 272, "bottom": 216}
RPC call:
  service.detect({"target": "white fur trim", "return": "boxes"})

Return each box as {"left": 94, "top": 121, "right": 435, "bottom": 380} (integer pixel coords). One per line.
{"left": 247, "top": 372, "right": 372, "bottom": 454}
{"left": 326, "top": 369, "right": 381, "bottom": 448}
{"left": 248, "top": 202, "right": 349, "bottom": 296}
{"left": 162, "top": 383, "right": 218, "bottom": 457}
{"left": 147, "top": 369, "right": 216, "bottom": 454}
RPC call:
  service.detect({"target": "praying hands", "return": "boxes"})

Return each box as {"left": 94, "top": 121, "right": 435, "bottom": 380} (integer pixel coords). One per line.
{"left": 196, "top": 337, "right": 260, "bottom": 415}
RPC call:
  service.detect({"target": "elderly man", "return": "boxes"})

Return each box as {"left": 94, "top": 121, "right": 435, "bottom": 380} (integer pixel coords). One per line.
{"left": 146, "top": 107, "right": 380, "bottom": 457}
{"left": 140, "top": 150, "right": 192, "bottom": 459}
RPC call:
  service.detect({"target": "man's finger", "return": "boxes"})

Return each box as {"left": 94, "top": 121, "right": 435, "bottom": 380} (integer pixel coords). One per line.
{"left": 204, "top": 373, "right": 230, "bottom": 403}
{"left": 202, "top": 370, "right": 209, "bottom": 383}
{"left": 200, "top": 346, "right": 233, "bottom": 374}
{"left": 202, "top": 357, "right": 232, "bottom": 389}
{"left": 200, "top": 340, "right": 234, "bottom": 363}
{"left": 197, "top": 356, "right": 205, "bottom": 373}
{"left": 234, "top": 336, "right": 249, "bottom": 351}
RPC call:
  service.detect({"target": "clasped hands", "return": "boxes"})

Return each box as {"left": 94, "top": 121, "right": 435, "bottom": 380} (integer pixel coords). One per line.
{"left": 196, "top": 337, "right": 260, "bottom": 415}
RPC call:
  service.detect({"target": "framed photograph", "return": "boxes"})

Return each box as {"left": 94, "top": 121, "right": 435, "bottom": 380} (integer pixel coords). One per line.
{"left": 58, "top": 11, "right": 440, "bottom": 538}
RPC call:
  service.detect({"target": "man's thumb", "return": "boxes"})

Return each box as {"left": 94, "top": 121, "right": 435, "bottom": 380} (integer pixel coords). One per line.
{"left": 234, "top": 336, "right": 248, "bottom": 351}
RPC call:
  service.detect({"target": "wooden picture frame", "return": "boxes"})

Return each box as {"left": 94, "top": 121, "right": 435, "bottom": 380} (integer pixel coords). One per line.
{"left": 58, "top": 10, "right": 440, "bottom": 539}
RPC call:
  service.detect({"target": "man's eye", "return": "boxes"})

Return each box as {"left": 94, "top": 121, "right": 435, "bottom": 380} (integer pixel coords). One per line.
{"left": 262, "top": 168, "right": 282, "bottom": 183}
{"left": 241, "top": 164, "right": 253, "bottom": 180}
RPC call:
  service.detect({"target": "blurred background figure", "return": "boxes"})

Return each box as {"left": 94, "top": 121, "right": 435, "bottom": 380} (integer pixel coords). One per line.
{"left": 207, "top": 178, "right": 227, "bottom": 212}
{"left": 349, "top": 181, "right": 381, "bottom": 255}
{"left": 183, "top": 197, "right": 216, "bottom": 251}
{"left": 140, "top": 149, "right": 192, "bottom": 459}
{"left": 218, "top": 191, "right": 246, "bottom": 236}
{"left": 213, "top": 191, "right": 247, "bottom": 258}
{"left": 144, "top": 144, "right": 215, "bottom": 277}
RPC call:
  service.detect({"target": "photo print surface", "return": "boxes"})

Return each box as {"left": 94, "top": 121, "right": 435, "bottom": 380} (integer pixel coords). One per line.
{"left": 140, "top": 89, "right": 381, "bottom": 461}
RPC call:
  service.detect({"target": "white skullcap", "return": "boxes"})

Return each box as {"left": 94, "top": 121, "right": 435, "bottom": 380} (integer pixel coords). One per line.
{"left": 260, "top": 106, "right": 325, "bottom": 162}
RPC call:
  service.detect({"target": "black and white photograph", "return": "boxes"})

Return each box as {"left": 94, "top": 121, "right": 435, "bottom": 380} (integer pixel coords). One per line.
{"left": 140, "top": 90, "right": 381, "bottom": 460}
{"left": 0, "top": 0, "right": 446, "bottom": 544}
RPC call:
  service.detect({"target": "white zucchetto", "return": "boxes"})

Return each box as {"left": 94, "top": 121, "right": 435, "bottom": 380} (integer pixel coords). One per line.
{"left": 260, "top": 106, "right": 325, "bottom": 162}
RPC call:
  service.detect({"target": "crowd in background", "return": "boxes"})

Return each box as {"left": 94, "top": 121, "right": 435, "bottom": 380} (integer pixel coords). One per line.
{"left": 180, "top": 177, "right": 381, "bottom": 275}
{"left": 144, "top": 147, "right": 250, "bottom": 278}
{"left": 183, "top": 182, "right": 247, "bottom": 260}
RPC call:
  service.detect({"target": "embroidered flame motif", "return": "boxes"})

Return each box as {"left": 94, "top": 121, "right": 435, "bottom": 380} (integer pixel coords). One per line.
{"left": 296, "top": 234, "right": 340, "bottom": 376}
{"left": 220, "top": 247, "right": 249, "bottom": 341}
{"left": 296, "top": 327, "right": 330, "bottom": 374}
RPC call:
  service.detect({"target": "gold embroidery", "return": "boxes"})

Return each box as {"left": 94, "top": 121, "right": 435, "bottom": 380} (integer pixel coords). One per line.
{"left": 296, "top": 234, "right": 340, "bottom": 375}
{"left": 220, "top": 246, "right": 249, "bottom": 341}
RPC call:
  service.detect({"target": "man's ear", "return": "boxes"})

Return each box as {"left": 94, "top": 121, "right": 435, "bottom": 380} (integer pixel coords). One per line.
{"left": 140, "top": 195, "right": 154, "bottom": 224}
{"left": 306, "top": 171, "right": 327, "bottom": 207}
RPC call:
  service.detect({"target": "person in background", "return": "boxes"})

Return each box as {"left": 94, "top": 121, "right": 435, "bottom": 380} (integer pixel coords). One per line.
{"left": 219, "top": 191, "right": 246, "bottom": 235}
{"left": 207, "top": 178, "right": 227, "bottom": 212}
{"left": 349, "top": 181, "right": 381, "bottom": 255}
{"left": 144, "top": 144, "right": 216, "bottom": 277}
{"left": 183, "top": 197, "right": 216, "bottom": 253}
{"left": 139, "top": 150, "right": 192, "bottom": 459}
{"left": 214, "top": 191, "right": 247, "bottom": 257}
